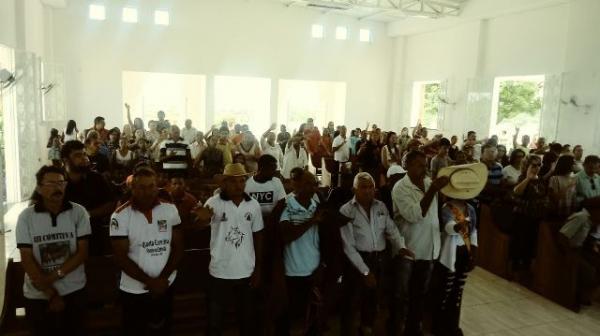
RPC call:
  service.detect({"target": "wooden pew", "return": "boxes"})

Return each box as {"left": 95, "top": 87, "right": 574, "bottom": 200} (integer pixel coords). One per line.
{"left": 0, "top": 259, "right": 27, "bottom": 336}
{"left": 531, "top": 220, "right": 580, "bottom": 312}
{"left": 1, "top": 249, "right": 213, "bottom": 335}
{"left": 476, "top": 204, "right": 511, "bottom": 279}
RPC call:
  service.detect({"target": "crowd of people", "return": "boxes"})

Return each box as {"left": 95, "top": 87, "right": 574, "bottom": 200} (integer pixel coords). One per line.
{"left": 16, "top": 106, "right": 600, "bottom": 336}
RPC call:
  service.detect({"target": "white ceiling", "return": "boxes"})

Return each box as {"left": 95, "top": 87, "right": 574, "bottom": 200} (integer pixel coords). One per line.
{"left": 276, "top": 0, "right": 470, "bottom": 22}
{"left": 387, "top": 0, "right": 571, "bottom": 36}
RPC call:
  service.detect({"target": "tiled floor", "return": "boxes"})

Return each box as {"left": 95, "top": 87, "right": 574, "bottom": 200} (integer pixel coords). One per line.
{"left": 460, "top": 268, "right": 600, "bottom": 336}
{"left": 1, "top": 202, "right": 599, "bottom": 335}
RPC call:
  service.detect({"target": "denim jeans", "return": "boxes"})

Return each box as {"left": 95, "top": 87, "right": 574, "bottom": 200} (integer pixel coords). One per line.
{"left": 389, "top": 257, "right": 433, "bottom": 336}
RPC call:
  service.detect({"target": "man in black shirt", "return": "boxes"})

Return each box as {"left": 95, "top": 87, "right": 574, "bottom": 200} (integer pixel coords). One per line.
{"left": 62, "top": 140, "right": 116, "bottom": 256}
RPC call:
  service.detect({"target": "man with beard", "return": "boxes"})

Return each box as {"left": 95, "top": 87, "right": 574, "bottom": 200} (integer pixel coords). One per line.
{"left": 61, "top": 140, "right": 116, "bottom": 256}
{"left": 110, "top": 167, "right": 183, "bottom": 335}
{"left": 16, "top": 165, "right": 91, "bottom": 336}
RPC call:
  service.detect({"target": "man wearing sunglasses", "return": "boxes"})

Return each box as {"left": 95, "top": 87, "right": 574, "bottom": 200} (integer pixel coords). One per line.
{"left": 16, "top": 165, "right": 92, "bottom": 335}
{"left": 576, "top": 155, "right": 600, "bottom": 208}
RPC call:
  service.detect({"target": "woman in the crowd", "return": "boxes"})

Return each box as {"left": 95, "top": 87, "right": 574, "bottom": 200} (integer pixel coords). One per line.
{"left": 107, "top": 127, "right": 121, "bottom": 154}
{"left": 511, "top": 155, "right": 548, "bottom": 282}
{"left": 381, "top": 131, "right": 401, "bottom": 171}
{"left": 548, "top": 155, "right": 577, "bottom": 218}
{"left": 189, "top": 131, "right": 207, "bottom": 161}
{"left": 320, "top": 128, "right": 333, "bottom": 158}
{"left": 398, "top": 127, "right": 411, "bottom": 153}
{"left": 122, "top": 123, "right": 134, "bottom": 141}
{"left": 502, "top": 149, "right": 526, "bottom": 187}
{"left": 349, "top": 129, "right": 360, "bottom": 156}
{"left": 62, "top": 119, "right": 79, "bottom": 142}
{"left": 496, "top": 144, "right": 510, "bottom": 167}
{"left": 356, "top": 130, "right": 382, "bottom": 182}
{"left": 111, "top": 136, "right": 135, "bottom": 184}
{"left": 134, "top": 137, "right": 152, "bottom": 165}
{"left": 539, "top": 151, "right": 558, "bottom": 180}
{"left": 47, "top": 128, "right": 62, "bottom": 167}
{"left": 237, "top": 131, "right": 261, "bottom": 173}
{"left": 146, "top": 120, "right": 160, "bottom": 144}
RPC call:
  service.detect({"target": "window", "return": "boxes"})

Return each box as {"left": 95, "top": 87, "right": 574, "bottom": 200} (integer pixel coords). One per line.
{"left": 490, "top": 75, "right": 545, "bottom": 147}
{"left": 335, "top": 26, "right": 348, "bottom": 40}
{"left": 278, "top": 80, "right": 346, "bottom": 132}
{"left": 89, "top": 4, "right": 106, "bottom": 21}
{"left": 154, "top": 10, "right": 170, "bottom": 26}
{"left": 122, "top": 7, "right": 138, "bottom": 23}
{"left": 411, "top": 81, "right": 442, "bottom": 130}
{"left": 359, "top": 29, "right": 371, "bottom": 42}
{"left": 311, "top": 24, "right": 324, "bottom": 39}
{"left": 214, "top": 76, "right": 271, "bottom": 132}
{"left": 122, "top": 71, "right": 207, "bottom": 131}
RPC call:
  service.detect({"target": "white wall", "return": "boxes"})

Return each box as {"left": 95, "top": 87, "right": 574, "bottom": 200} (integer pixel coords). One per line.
{"left": 49, "top": 0, "right": 393, "bottom": 131}
{"left": 390, "top": 1, "right": 600, "bottom": 153}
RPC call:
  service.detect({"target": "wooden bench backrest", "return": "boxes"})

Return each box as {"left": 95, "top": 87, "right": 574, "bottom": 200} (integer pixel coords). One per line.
{"left": 532, "top": 220, "right": 580, "bottom": 312}
{"left": 0, "top": 259, "right": 26, "bottom": 333}
{"left": 476, "top": 204, "right": 511, "bottom": 279}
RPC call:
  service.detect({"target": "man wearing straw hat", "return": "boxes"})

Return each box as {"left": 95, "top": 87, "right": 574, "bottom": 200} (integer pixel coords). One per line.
{"left": 194, "top": 163, "right": 264, "bottom": 336}
{"left": 390, "top": 150, "right": 449, "bottom": 336}
{"left": 432, "top": 162, "right": 486, "bottom": 336}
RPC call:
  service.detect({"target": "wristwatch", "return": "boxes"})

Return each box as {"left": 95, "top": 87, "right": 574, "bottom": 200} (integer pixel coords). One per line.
{"left": 56, "top": 269, "right": 65, "bottom": 279}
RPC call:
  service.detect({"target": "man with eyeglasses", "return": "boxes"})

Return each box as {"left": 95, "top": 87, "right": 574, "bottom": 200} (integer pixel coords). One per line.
{"left": 61, "top": 140, "right": 116, "bottom": 256}
{"left": 575, "top": 155, "right": 600, "bottom": 208}
{"left": 16, "top": 165, "right": 92, "bottom": 336}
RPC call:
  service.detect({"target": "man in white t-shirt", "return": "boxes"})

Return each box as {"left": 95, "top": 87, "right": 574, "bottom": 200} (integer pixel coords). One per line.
{"left": 181, "top": 119, "right": 198, "bottom": 144}
{"left": 110, "top": 167, "right": 183, "bottom": 335}
{"left": 261, "top": 124, "right": 285, "bottom": 170}
{"left": 16, "top": 166, "right": 91, "bottom": 335}
{"left": 245, "top": 154, "right": 286, "bottom": 218}
{"left": 332, "top": 125, "right": 350, "bottom": 187}
{"left": 194, "top": 163, "right": 264, "bottom": 336}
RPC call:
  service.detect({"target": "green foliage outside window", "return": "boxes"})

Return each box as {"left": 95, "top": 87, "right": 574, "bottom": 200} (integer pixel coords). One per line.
{"left": 422, "top": 83, "right": 440, "bottom": 129}
{"left": 497, "top": 80, "right": 542, "bottom": 123}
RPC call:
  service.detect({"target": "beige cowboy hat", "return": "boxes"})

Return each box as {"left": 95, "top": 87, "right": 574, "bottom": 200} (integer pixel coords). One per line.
{"left": 214, "top": 163, "right": 249, "bottom": 183}
{"left": 437, "top": 163, "right": 488, "bottom": 200}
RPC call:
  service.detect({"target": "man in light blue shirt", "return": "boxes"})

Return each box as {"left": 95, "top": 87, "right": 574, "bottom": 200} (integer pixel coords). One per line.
{"left": 277, "top": 168, "right": 323, "bottom": 335}
{"left": 575, "top": 155, "right": 600, "bottom": 207}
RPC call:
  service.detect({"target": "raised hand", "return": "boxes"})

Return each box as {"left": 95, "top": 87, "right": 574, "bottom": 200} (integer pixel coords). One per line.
{"left": 192, "top": 205, "right": 214, "bottom": 225}
{"left": 431, "top": 175, "right": 450, "bottom": 191}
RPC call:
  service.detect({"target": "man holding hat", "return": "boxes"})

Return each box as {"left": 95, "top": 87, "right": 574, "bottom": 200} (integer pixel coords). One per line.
{"left": 431, "top": 162, "right": 487, "bottom": 336}
{"left": 194, "top": 163, "right": 264, "bottom": 336}
{"left": 391, "top": 150, "right": 449, "bottom": 335}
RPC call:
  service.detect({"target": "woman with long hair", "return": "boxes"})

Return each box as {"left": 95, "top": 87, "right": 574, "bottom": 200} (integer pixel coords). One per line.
{"left": 502, "top": 149, "right": 526, "bottom": 186}
{"left": 381, "top": 131, "right": 400, "bottom": 171}
{"left": 62, "top": 120, "right": 79, "bottom": 142}
{"left": 510, "top": 155, "right": 548, "bottom": 281}
{"left": 548, "top": 155, "right": 576, "bottom": 218}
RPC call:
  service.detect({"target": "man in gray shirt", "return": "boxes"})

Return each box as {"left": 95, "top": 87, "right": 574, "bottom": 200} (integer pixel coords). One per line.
{"left": 16, "top": 165, "right": 91, "bottom": 336}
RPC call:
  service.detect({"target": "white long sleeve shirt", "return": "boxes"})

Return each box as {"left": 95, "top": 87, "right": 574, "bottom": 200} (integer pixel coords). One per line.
{"left": 392, "top": 175, "right": 441, "bottom": 261}
{"left": 340, "top": 198, "right": 406, "bottom": 274}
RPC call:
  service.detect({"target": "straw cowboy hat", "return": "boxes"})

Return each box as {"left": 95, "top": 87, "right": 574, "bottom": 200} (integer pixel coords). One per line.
{"left": 215, "top": 163, "right": 249, "bottom": 183}
{"left": 437, "top": 163, "right": 488, "bottom": 200}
